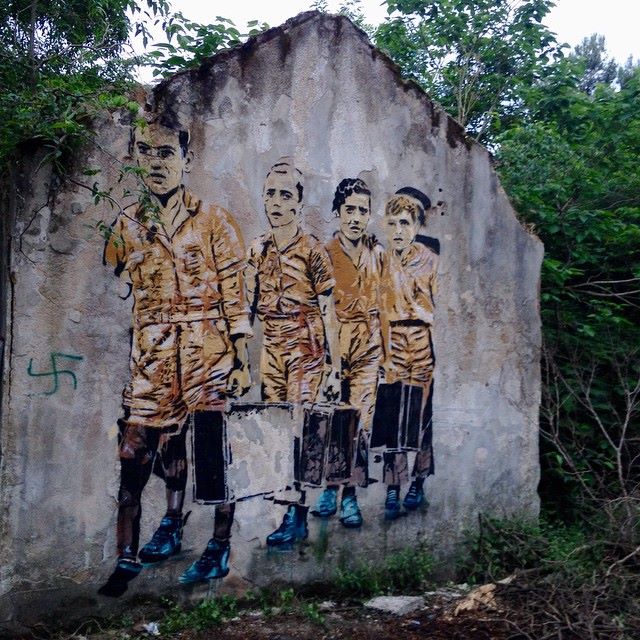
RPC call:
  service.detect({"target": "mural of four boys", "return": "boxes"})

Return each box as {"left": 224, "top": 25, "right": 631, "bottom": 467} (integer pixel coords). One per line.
{"left": 99, "top": 112, "right": 438, "bottom": 597}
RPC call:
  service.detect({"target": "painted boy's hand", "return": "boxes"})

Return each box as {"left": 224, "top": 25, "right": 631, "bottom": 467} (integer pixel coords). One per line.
{"left": 380, "top": 359, "right": 397, "bottom": 384}
{"left": 227, "top": 364, "right": 251, "bottom": 398}
{"left": 322, "top": 365, "right": 341, "bottom": 403}
{"left": 126, "top": 251, "right": 145, "bottom": 270}
{"left": 227, "top": 336, "right": 251, "bottom": 397}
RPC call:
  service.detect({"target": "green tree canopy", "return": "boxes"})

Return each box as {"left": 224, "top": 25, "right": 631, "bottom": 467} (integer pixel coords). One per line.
{"left": 497, "top": 58, "right": 640, "bottom": 517}
{"left": 374, "top": 0, "right": 560, "bottom": 142}
{"left": 0, "top": 0, "right": 171, "bottom": 172}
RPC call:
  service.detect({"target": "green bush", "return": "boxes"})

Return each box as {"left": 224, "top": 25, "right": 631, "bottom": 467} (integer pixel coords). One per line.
{"left": 456, "top": 515, "right": 600, "bottom": 584}
{"left": 335, "top": 544, "right": 434, "bottom": 598}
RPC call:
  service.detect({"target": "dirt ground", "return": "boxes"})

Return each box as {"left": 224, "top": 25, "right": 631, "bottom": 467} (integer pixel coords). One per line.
{"left": 161, "top": 608, "right": 515, "bottom": 640}
{"left": 31, "top": 587, "right": 521, "bottom": 640}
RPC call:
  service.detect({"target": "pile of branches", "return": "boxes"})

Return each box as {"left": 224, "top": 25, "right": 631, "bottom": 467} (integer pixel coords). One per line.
{"left": 497, "top": 562, "right": 639, "bottom": 639}
{"left": 458, "top": 506, "right": 640, "bottom": 639}
{"left": 498, "top": 516, "right": 638, "bottom": 639}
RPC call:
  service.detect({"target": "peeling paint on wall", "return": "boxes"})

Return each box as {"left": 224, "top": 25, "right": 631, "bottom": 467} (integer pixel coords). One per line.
{"left": 0, "top": 11, "right": 542, "bottom": 626}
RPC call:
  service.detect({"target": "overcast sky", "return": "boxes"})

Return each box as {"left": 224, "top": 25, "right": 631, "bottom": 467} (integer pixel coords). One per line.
{"left": 169, "top": 0, "right": 639, "bottom": 64}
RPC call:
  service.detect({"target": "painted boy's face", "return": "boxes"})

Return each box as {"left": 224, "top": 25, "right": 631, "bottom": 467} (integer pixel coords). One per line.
{"left": 263, "top": 170, "right": 301, "bottom": 229}
{"left": 338, "top": 193, "right": 371, "bottom": 243}
{"left": 386, "top": 209, "right": 418, "bottom": 252}
{"left": 133, "top": 124, "right": 187, "bottom": 198}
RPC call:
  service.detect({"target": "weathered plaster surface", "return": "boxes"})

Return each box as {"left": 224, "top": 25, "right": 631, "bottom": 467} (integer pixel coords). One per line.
{"left": 0, "top": 12, "right": 542, "bottom": 626}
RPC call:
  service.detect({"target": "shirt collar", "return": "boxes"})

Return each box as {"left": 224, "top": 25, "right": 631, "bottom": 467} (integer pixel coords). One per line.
{"left": 265, "top": 226, "right": 303, "bottom": 253}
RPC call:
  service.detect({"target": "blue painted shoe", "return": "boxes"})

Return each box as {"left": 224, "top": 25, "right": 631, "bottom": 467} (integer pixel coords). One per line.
{"left": 98, "top": 557, "right": 143, "bottom": 598}
{"left": 403, "top": 481, "right": 426, "bottom": 511}
{"left": 138, "top": 516, "right": 183, "bottom": 564}
{"left": 339, "top": 494, "right": 363, "bottom": 529}
{"left": 311, "top": 488, "right": 338, "bottom": 518}
{"left": 179, "top": 539, "right": 230, "bottom": 584}
{"left": 266, "top": 506, "right": 309, "bottom": 550}
{"left": 384, "top": 487, "right": 402, "bottom": 521}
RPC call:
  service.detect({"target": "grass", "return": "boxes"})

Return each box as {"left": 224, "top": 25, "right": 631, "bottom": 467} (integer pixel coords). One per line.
{"left": 160, "top": 595, "right": 238, "bottom": 633}
{"left": 152, "top": 543, "right": 436, "bottom": 634}
{"left": 455, "top": 514, "right": 599, "bottom": 584}
{"left": 334, "top": 544, "right": 435, "bottom": 599}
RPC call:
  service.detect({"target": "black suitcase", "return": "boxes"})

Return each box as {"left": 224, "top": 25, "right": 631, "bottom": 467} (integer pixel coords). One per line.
{"left": 191, "top": 410, "right": 229, "bottom": 504}
{"left": 371, "top": 381, "right": 423, "bottom": 450}
{"left": 298, "top": 404, "right": 360, "bottom": 486}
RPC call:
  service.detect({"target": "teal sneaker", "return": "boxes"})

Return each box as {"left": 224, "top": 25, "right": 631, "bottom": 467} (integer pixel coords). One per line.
{"left": 179, "top": 539, "right": 230, "bottom": 584}
{"left": 384, "top": 487, "right": 402, "bottom": 521}
{"left": 311, "top": 488, "right": 338, "bottom": 518}
{"left": 339, "top": 494, "right": 363, "bottom": 529}
{"left": 266, "top": 505, "right": 309, "bottom": 550}
{"left": 403, "top": 481, "right": 426, "bottom": 511}
{"left": 138, "top": 516, "right": 183, "bottom": 564}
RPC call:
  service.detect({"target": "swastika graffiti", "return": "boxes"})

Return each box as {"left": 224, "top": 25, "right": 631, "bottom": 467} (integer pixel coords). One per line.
{"left": 27, "top": 352, "right": 84, "bottom": 395}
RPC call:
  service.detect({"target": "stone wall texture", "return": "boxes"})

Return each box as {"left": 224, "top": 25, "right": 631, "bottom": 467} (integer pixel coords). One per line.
{"left": 0, "top": 11, "right": 543, "bottom": 628}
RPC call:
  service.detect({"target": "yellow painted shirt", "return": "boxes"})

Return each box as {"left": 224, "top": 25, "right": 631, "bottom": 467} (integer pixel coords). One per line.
{"left": 247, "top": 229, "right": 336, "bottom": 320}
{"left": 382, "top": 241, "right": 438, "bottom": 325}
{"left": 325, "top": 234, "right": 384, "bottom": 323}
{"left": 104, "top": 188, "right": 251, "bottom": 336}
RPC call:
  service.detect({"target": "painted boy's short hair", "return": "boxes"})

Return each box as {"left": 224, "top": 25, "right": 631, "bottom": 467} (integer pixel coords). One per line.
{"left": 129, "top": 109, "right": 190, "bottom": 157}
{"left": 332, "top": 178, "right": 371, "bottom": 214}
{"left": 385, "top": 194, "right": 426, "bottom": 227}
{"left": 265, "top": 158, "right": 304, "bottom": 202}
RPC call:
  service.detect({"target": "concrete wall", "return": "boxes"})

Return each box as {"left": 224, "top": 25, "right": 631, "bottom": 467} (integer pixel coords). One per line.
{"left": 0, "top": 12, "right": 542, "bottom": 627}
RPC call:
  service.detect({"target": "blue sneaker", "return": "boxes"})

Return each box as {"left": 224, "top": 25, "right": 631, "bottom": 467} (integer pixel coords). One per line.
{"left": 138, "top": 516, "right": 183, "bottom": 564}
{"left": 179, "top": 539, "right": 230, "bottom": 584}
{"left": 311, "top": 488, "right": 338, "bottom": 518}
{"left": 403, "top": 481, "right": 426, "bottom": 511}
{"left": 384, "top": 487, "right": 402, "bottom": 521}
{"left": 339, "top": 494, "right": 363, "bottom": 528}
{"left": 266, "top": 506, "right": 309, "bottom": 549}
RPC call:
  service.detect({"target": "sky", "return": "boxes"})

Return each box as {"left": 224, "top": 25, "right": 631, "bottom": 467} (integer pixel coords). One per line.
{"left": 164, "top": 0, "right": 640, "bottom": 64}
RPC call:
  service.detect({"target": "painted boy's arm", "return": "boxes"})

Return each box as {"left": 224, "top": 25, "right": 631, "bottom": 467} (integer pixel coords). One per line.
{"left": 318, "top": 290, "right": 341, "bottom": 402}
{"left": 227, "top": 335, "right": 251, "bottom": 397}
{"left": 413, "top": 252, "right": 438, "bottom": 324}
{"left": 244, "top": 259, "right": 259, "bottom": 326}
{"left": 102, "top": 216, "right": 126, "bottom": 273}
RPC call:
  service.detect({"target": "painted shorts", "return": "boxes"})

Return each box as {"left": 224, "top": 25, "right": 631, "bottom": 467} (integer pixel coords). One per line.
{"left": 260, "top": 313, "right": 325, "bottom": 405}
{"left": 383, "top": 322, "right": 434, "bottom": 485}
{"left": 123, "top": 318, "right": 234, "bottom": 428}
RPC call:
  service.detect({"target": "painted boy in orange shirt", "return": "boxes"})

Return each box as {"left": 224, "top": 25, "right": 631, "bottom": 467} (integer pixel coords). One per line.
{"left": 312, "top": 178, "right": 384, "bottom": 527}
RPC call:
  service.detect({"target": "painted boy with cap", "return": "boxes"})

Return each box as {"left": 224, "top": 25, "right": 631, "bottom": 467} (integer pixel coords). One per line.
{"left": 379, "top": 186, "right": 437, "bottom": 519}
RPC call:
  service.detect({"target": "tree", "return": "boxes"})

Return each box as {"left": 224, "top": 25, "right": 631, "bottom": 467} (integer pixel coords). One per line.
{"left": 146, "top": 13, "right": 268, "bottom": 78}
{"left": 311, "top": 0, "right": 376, "bottom": 35}
{"left": 0, "top": 0, "right": 174, "bottom": 174}
{"left": 571, "top": 34, "right": 618, "bottom": 95}
{"left": 374, "top": 0, "right": 560, "bottom": 142}
{"left": 0, "top": 1, "right": 273, "bottom": 173}
{"left": 370, "top": 1, "right": 640, "bottom": 530}
{"left": 496, "top": 60, "right": 640, "bottom": 526}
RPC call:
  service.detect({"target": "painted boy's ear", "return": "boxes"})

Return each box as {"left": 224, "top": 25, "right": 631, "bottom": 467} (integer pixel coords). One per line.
{"left": 183, "top": 150, "right": 194, "bottom": 173}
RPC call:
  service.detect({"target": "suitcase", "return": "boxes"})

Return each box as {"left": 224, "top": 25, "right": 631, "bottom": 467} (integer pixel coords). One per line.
{"left": 191, "top": 403, "right": 297, "bottom": 504}
{"left": 298, "top": 404, "right": 360, "bottom": 486}
{"left": 371, "top": 381, "right": 423, "bottom": 450}
{"left": 226, "top": 401, "right": 296, "bottom": 501}
{"left": 191, "top": 410, "right": 229, "bottom": 504}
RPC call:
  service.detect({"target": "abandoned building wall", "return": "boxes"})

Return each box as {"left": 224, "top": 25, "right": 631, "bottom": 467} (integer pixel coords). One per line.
{"left": 0, "top": 12, "right": 542, "bottom": 626}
